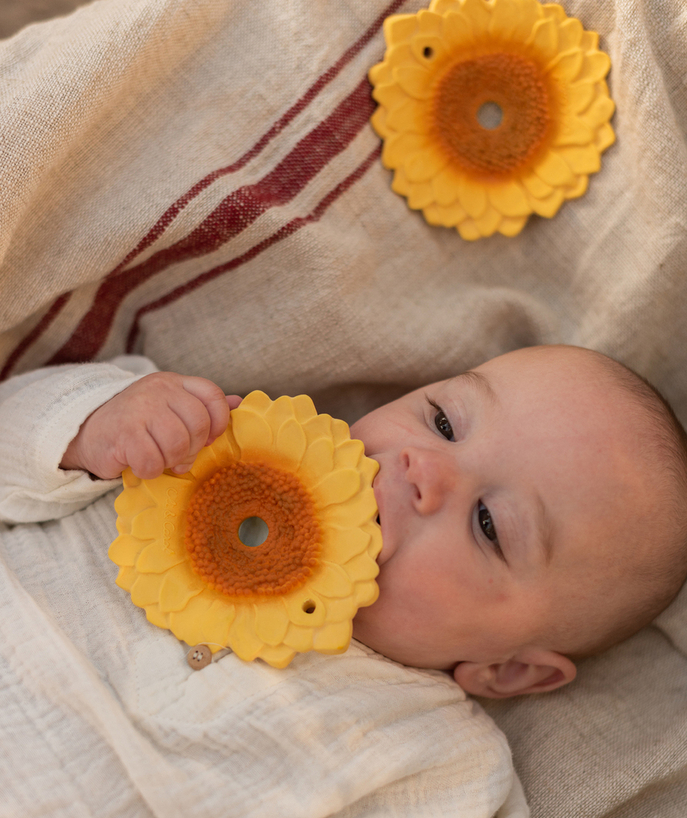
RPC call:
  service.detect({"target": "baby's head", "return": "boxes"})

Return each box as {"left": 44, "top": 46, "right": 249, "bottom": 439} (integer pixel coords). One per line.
{"left": 350, "top": 345, "right": 687, "bottom": 697}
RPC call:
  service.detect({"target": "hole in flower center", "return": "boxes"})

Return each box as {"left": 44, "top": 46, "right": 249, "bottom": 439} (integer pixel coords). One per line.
{"left": 423, "top": 46, "right": 433, "bottom": 59}
{"left": 302, "top": 599, "right": 316, "bottom": 614}
{"left": 477, "top": 101, "right": 503, "bottom": 130}
{"left": 238, "top": 516, "right": 269, "bottom": 548}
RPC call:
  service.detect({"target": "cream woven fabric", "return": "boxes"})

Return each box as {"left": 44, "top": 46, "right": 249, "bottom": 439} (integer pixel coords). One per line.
{"left": 1, "top": 0, "right": 686, "bottom": 815}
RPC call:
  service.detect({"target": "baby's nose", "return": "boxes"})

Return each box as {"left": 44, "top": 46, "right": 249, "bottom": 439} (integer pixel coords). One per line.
{"left": 402, "top": 447, "right": 455, "bottom": 515}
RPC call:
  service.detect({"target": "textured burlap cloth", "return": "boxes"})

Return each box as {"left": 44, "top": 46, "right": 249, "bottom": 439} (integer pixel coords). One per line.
{"left": 1, "top": 0, "right": 686, "bottom": 815}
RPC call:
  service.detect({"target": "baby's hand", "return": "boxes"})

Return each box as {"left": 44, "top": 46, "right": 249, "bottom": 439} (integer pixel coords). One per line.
{"left": 60, "top": 372, "right": 242, "bottom": 480}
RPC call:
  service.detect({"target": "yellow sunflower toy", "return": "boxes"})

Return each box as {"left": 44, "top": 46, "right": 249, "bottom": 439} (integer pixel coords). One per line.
{"left": 109, "top": 391, "right": 382, "bottom": 669}
{"left": 370, "top": 0, "right": 616, "bottom": 239}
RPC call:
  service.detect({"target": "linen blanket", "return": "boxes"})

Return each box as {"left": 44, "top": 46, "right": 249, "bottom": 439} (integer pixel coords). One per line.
{"left": 0, "top": 0, "right": 686, "bottom": 816}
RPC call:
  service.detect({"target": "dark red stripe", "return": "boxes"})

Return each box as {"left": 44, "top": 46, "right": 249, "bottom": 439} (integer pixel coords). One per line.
{"left": 47, "top": 78, "right": 375, "bottom": 366}
{"left": 0, "top": 293, "right": 71, "bottom": 381}
{"left": 107, "top": 0, "right": 404, "bottom": 278}
{"left": 125, "top": 145, "right": 381, "bottom": 353}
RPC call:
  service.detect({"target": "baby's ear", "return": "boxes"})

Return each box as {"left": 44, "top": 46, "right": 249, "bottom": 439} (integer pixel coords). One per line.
{"left": 453, "top": 648, "right": 577, "bottom": 698}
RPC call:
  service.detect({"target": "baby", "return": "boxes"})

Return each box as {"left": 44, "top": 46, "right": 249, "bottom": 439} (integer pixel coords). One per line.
{"left": 58, "top": 343, "right": 687, "bottom": 697}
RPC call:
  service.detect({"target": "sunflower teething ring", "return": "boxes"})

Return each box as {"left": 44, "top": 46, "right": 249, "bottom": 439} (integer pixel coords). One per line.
{"left": 109, "top": 391, "right": 382, "bottom": 668}
{"left": 370, "top": 0, "right": 616, "bottom": 239}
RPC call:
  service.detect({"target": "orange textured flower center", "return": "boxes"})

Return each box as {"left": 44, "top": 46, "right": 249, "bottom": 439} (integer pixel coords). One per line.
{"left": 185, "top": 462, "right": 321, "bottom": 597}
{"left": 432, "top": 53, "right": 552, "bottom": 177}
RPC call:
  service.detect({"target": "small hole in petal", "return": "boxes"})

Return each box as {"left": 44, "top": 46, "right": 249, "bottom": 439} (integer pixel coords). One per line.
{"left": 477, "top": 101, "right": 503, "bottom": 130}
{"left": 423, "top": 46, "right": 433, "bottom": 58}
{"left": 238, "top": 516, "right": 269, "bottom": 547}
{"left": 302, "top": 600, "right": 316, "bottom": 614}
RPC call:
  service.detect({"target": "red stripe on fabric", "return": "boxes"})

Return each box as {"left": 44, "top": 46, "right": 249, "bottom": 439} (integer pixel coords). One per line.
{"left": 47, "top": 79, "right": 376, "bottom": 366}
{"left": 109, "top": 0, "right": 405, "bottom": 277}
{"left": 2, "top": 0, "right": 401, "bottom": 378}
{"left": 125, "top": 145, "right": 381, "bottom": 353}
{"left": 0, "top": 293, "right": 71, "bottom": 381}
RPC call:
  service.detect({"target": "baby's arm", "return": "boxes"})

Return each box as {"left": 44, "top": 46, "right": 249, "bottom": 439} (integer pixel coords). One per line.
{"left": 61, "top": 372, "right": 241, "bottom": 479}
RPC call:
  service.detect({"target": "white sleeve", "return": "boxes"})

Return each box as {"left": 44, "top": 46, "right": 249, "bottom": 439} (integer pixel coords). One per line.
{"left": 0, "top": 355, "right": 158, "bottom": 524}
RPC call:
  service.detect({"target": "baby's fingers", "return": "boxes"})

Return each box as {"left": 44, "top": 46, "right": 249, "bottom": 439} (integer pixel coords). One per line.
{"left": 180, "top": 376, "right": 231, "bottom": 445}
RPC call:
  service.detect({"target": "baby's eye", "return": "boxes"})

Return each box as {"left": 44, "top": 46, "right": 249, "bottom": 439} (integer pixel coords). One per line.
{"left": 434, "top": 406, "right": 454, "bottom": 440}
{"left": 478, "top": 502, "right": 504, "bottom": 560}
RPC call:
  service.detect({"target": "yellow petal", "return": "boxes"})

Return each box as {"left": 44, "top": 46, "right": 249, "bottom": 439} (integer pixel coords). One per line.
{"left": 129, "top": 508, "right": 161, "bottom": 542}
{"left": 228, "top": 605, "right": 264, "bottom": 661}
{"left": 131, "top": 572, "right": 165, "bottom": 607}
{"left": 136, "top": 541, "right": 185, "bottom": 573}
{"left": 302, "top": 414, "right": 332, "bottom": 444}
{"left": 258, "top": 644, "right": 296, "bottom": 669}
{"left": 416, "top": 8, "right": 444, "bottom": 37}
{"left": 369, "top": 61, "right": 393, "bottom": 88}
{"left": 333, "top": 438, "right": 365, "bottom": 470}
{"left": 526, "top": 187, "right": 565, "bottom": 217}
{"left": 322, "top": 488, "right": 377, "bottom": 527}
{"left": 158, "top": 563, "right": 205, "bottom": 613}
{"left": 457, "top": 176, "right": 488, "bottom": 219}
{"left": 170, "top": 595, "right": 235, "bottom": 648}
{"left": 241, "top": 390, "right": 272, "bottom": 414}
{"left": 290, "top": 394, "right": 317, "bottom": 424}
{"left": 432, "top": 166, "right": 460, "bottom": 207}
{"left": 457, "top": 219, "right": 482, "bottom": 241}
{"left": 310, "top": 562, "right": 354, "bottom": 599}
{"left": 116, "top": 566, "right": 137, "bottom": 592}
{"left": 580, "top": 30, "right": 599, "bottom": 52}
{"left": 406, "top": 179, "right": 436, "bottom": 209}
{"left": 145, "top": 604, "right": 169, "bottom": 629}
{"left": 283, "top": 623, "right": 314, "bottom": 652}
{"left": 344, "top": 551, "right": 381, "bottom": 583}
{"left": 187, "top": 443, "right": 220, "bottom": 478}
{"left": 565, "top": 81, "right": 595, "bottom": 114}
{"left": 508, "top": 0, "right": 543, "bottom": 43}
{"left": 423, "top": 201, "right": 468, "bottom": 227}
{"left": 487, "top": 179, "right": 530, "bottom": 217}
{"left": 562, "top": 174, "right": 588, "bottom": 200}
{"left": 373, "top": 82, "right": 410, "bottom": 112}
{"left": 521, "top": 171, "right": 554, "bottom": 198}
{"left": 526, "top": 17, "right": 558, "bottom": 62}
{"left": 273, "top": 417, "right": 307, "bottom": 470}
{"left": 285, "top": 590, "right": 327, "bottom": 628}
{"left": 320, "top": 595, "right": 358, "bottom": 623}
{"left": 253, "top": 597, "right": 290, "bottom": 646}
{"left": 314, "top": 468, "right": 361, "bottom": 508}
{"left": 209, "top": 426, "right": 240, "bottom": 462}
{"left": 556, "top": 17, "right": 583, "bottom": 51}
{"left": 393, "top": 66, "right": 434, "bottom": 100}
{"left": 594, "top": 122, "right": 615, "bottom": 151}
{"left": 383, "top": 13, "right": 418, "bottom": 46}
{"left": 498, "top": 216, "right": 528, "bottom": 237}
{"left": 442, "top": 10, "right": 473, "bottom": 49}
{"left": 473, "top": 207, "right": 502, "bottom": 237}
{"left": 352, "top": 578, "right": 380, "bottom": 608}
{"left": 313, "top": 620, "right": 352, "bottom": 654}
{"left": 382, "top": 132, "right": 431, "bottom": 169}
{"left": 331, "top": 418, "right": 350, "bottom": 446}
{"left": 458, "top": 0, "right": 491, "bottom": 35}
{"left": 556, "top": 145, "right": 600, "bottom": 175}
{"left": 386, "top": 98, "right": 425, "bottom": 133}
{"left": 553, "top": 116, "right": 594, "bottom": 147}
{"left": 404, "top": 148, "right": 448, "bottom": 183}
{"left": 322, "top": 526, "right": 374, "bottom": 563}
{"left": 534, "top": 150, "right": 576, "bottom": 186}
{"left": 298, "top": 437, "right": 334, "bottom": 483}
{"left": 548, "top": 50, "right": 583, "bottom": 83}
{"left": 232, "top": 407, "right": 273, "bottom": 459}
{"left": 488, "top": 0, "right": 517, "bottom": 39}
{"left": 370, "top": 106, "right": 391, "bottom": 140}
{"left": 109, "top": 534, "right": 144, "bottom": 567}
{"left": 582, "top": 94, "right": 615, "bottom": 129}
{"left": 578, "top": 51, "right": 611, "bottom": 83}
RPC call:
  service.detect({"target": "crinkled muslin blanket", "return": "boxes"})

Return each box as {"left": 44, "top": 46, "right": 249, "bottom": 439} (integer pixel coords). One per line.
{"left": 0, "top": 0, "right": 686, "bottom": 816}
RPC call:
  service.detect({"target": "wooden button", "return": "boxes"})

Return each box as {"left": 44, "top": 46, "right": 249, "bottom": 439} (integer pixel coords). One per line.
{"left": 187, "top": 644, "right": 212, "bottom": 670}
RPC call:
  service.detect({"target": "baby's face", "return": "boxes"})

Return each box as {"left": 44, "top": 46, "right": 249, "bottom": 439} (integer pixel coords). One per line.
{"left": 350, "top": 347, "right": 658, "bottom": 678}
